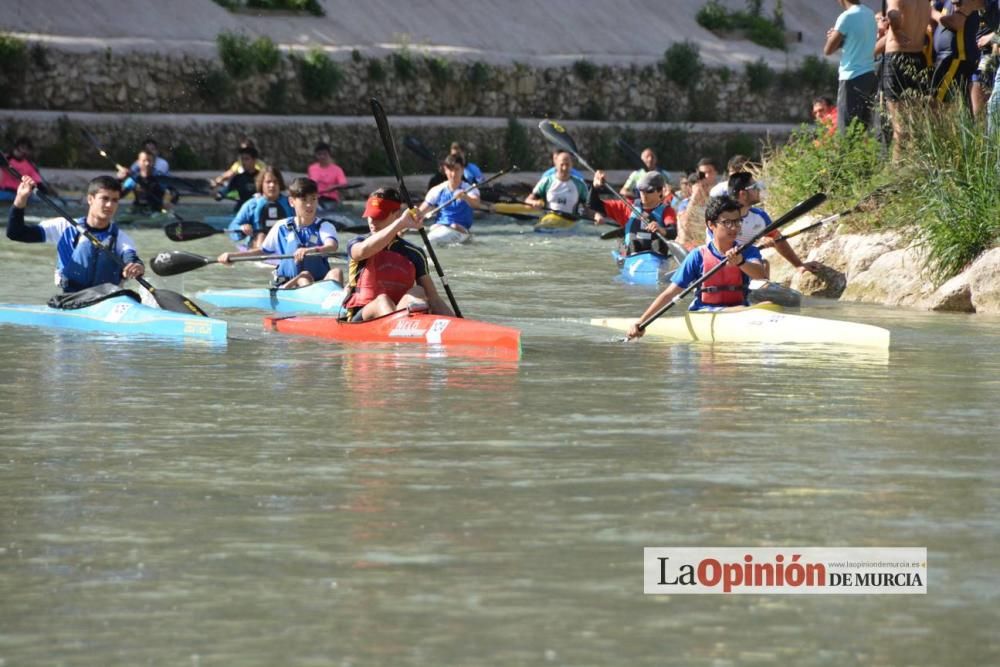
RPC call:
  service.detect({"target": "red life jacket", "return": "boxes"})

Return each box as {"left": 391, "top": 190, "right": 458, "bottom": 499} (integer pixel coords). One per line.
{"left": 697, "top": 245, "right": 746, "bottom": 306}
{"left": 343, "top": 248, "right": 417, "bottom": 309}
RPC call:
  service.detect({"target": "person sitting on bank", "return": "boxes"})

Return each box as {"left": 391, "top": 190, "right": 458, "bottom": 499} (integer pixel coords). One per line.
{"left": 526, "top": 150, "right": 588, "bottom": 215}
{"left": 0, "top": 137, "right": 59, "bottom": 202}
{"left": 342, "top": 187, "right": 453, "bottom": 321}
{"left": 307, "top": 142, "right": 348, "bottom": 209}
{"left": 215, "top": 146, "right": 261, "bottom": 211}
{"left": 118, "top": 149, "right": 173, "bottom": 213}
{"left": 619, "top": 147, "right": 671, "bottom": 197}
{"left": 217, "top": 177, "right": 342, "bottom": 289}
{"left": 589, "top": 170, "right": 677, "bottom": 256}
{"left": 626, "top": 195, "right": 768, "bottom": 339}
{"left": 419, "top": 153, "right": 480, "bottom": 237}
{"left": 7, "top": 175, "right": 144, "bottom": 292}
{"left": 227, "top": 166, "right": 293, "bottom": 249}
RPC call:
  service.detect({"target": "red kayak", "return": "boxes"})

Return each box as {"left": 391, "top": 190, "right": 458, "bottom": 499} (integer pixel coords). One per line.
{"left": 264, "top": 309, "right": 521, "bottom": 359}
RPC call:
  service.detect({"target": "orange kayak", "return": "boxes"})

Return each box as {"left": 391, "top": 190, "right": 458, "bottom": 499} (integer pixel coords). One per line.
{"left": 264, "top": 309, "right": 522, "bottom": 359}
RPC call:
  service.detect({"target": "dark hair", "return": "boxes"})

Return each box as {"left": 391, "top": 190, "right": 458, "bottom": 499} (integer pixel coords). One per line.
{"left": 239, "top": 145, "right": 260, "bottom": 160}
{"left": 14, "top": 137, "right": 33, "bottom": 150}
{"left": 369, "top": 186, "right": 402, "bottom": 202}
{"left": 813, "top": 96, "right": 835, "bottom": 107}
{"left": 450, "top": 141, "right": 465, "bottom": 153}
{"left": 726, "top": 154, "right": 749, "bottom": 174}
{"left": 442, "top": 153, "right": 465, "bottom": 169}
{"left": 288, "top": 176, "right": 318, "bottom": 198}
{"left": 705, "top": 195, "right": 742, "bottom": 223}
{"left": 696, "top": 157, "right": 717, "bottom": 170}
{"left": 255, "top": 166, "right": 286, "bottom": 193}
{"left": 138, "top": 148, "right": 156, "bottom": 161}
{"left": 727, "top": 171, "right": 756, "bottom": 196}
{"left": 314, "top": 142, "right": 331, "bottom": 154}
{"left": 143, "top": 138, "right": 159, "bottom": 149}
{"left": 88, "top": 175, "right": 122, "bottom": 196}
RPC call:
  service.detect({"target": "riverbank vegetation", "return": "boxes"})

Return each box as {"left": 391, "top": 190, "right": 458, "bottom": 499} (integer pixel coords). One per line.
{"left": 760, "top": 102, "right": 1000, "bottom": 280}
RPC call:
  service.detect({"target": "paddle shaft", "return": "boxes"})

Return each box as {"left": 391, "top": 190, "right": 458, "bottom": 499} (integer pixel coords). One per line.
{"left": 635, "top": 192, "right": 827, "bottom": 331}
{"left": 426, "top": 167, "right": 515, "bottom": 218}
{"left": 371, "top": 97, "right": 463, "bottom": 318}
{"left": 0, "top": 155, "right": 207, "bottom": 316}
{"left": 615, "top": 138, "right": 646, "bottom": 171}
{"left": 81, "top": 128, "right": 128, "bottom": 171}
{"left": 774, "top": 209, "right": 852, "bottom": 242}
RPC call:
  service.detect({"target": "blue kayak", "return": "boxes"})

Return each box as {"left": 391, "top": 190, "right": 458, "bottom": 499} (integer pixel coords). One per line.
{"left": 196, "top": 280, "right": 347, "bottom": 314}
{"left": 613, "top": 244, "right": 687, "bottom": 285}
{"left": 0, "top": 295, "right": 227, "bottom": 341}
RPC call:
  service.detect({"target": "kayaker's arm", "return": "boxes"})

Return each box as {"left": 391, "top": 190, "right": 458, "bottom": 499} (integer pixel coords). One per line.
{"left": 758, "top": 235, "right": 821, "bottom": 274}
{"left": 6, "top": 176, "right": 45, "bottom": 243}
{"left": 418, "top": 274, "right": 454, "bottom": 317}
{"left": 627, "top": 283, "right": 685, "bottom": 340}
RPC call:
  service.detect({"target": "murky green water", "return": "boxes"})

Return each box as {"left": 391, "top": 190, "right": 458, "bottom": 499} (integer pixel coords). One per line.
{"left": 1, "top": 204, "right": 998, "bottom": 666}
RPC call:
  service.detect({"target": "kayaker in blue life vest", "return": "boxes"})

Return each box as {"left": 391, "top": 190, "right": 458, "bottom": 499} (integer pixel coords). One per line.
{"left": 626, "top": 195, "right": 768, "bottom": 340}
{"left": 217, "top": 177, "right": 342, "bottom": 289}
{"left": 6, "top": 175, "right": 145, "bottom": 292}
{"left": 420, "top": 153, "right": 480, "bottom": 236}
{"left": 342, "top": 187, "right": 453, "bottom": 322}
{"left": 589, "top": 170, "right": 677, "bottom": 256}
{"left": 226, "top": 166, "right": 293, "bottom": 249}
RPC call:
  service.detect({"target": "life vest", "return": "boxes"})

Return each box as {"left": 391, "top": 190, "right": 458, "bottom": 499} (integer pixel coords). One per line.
{"left": 696, "top": 245, "right": 747, "bottom": 307}
{"left": 624, "top": 202, "right": 676, "bottom": 254}
{"left": 343, "top": 247, "right": 417, "bottom": 310}
{"left": 272, "top": 218, "right": 331, "bottom": 282}
{"left": 129, "top": 175, "right": 165, "bottom": 210}
{"left": 256, "top": 195, "right": 293, "bottom": 231}
{"left": 56, "top": 220, "right": 124, "bottom": 292}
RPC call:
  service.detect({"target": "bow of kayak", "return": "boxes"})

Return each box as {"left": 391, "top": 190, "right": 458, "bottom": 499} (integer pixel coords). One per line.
{"left": 197, "top": 280, "right": 347, "bottom": 314}
{"left": 265, "top": 309, "right": 522, "bottom": 359}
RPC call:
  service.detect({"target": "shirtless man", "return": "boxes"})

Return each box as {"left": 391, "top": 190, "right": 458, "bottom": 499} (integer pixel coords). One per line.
{"left": 880, "top": 0, "right": 932, "bottom": 159}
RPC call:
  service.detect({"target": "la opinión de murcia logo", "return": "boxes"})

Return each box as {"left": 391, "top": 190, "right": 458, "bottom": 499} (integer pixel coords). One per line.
{"left": 644, "top": 548, "right": 927, "bottom": 595}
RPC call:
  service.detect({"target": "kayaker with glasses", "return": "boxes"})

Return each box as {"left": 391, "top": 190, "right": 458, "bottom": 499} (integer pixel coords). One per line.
{"left": 589, "top": 170, "right": 677, "bottom": 256}
{"left": 342, "top": 188, "right": 453, "bottom": 322}
{"left": 6, "top": 175, "right": 145, "bottom": 292}
{"left": 626, "top": 196, "right": 768, "bottom": 340}
{"left": 217, "top": 177, "right": 342, "bottom": 289}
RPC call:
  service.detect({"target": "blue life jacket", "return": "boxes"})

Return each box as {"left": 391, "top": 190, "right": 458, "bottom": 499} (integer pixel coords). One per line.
{"left": 56, "top": 219, "right": 124, "bottom": 292}
{"left": 272, "top": 218, "right": 331, "bottom": 282}
{"left": 624, "top": 202, "right": 667, "bottom": 254}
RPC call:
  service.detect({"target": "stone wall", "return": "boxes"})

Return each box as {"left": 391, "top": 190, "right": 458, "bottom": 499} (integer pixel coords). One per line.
{"left": 2, "top": 42, "right": 831, "bottom": 125}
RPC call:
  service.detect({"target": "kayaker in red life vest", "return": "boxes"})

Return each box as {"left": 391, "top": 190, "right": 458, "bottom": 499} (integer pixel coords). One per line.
{"left": 626, "top": 195, "right": 768, "bottom": 340}
{"left": 342, "top": 188, "right": 454, "bottom": 322}
{"left": 588, "top": 169, "right": 677, "bottom": 256}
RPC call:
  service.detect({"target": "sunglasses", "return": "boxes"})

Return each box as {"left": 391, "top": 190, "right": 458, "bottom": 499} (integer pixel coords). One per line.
{"left": 714, "top": 218, "right": 743, "bottom": 228}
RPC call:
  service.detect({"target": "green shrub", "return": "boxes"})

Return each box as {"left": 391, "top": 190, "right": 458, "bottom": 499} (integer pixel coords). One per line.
{"left": 0, "top": 33, "right": 27, "bottom": 73}
{"left": 367, "top": 58, "right": 386, "bottom": 82}
{"left": 695, "top": 1, "right": 786, "bottom": 51}
{"left": 725, "top": 133, "right": 758, "bottom": 161}
{"left": 468, "top": 61, "right": 491, "bottom": 87}
{"left": 170, "top": 142, "right": 212, "bottom": 170}
{"left": 297, "top": 48, "right": 341, "bottom": 100}
{"left": 796, "top": 55, "right": 838, "bottom": 90}
{"left": 392, "top": 49, "right": 416, "bottom": 78}
{"left": 660, "top": 41, "right": 703, "bottom": 88}
{"left": 217, "top": 32, "right": 281, "bottom": 78}
{"left": 572, "top": 59, "right": 598, "bottom": 82}
{"left": 426, "top": 56, "right": 451, "bottom": 85}
{"left": 745, "top": 58, "right": 775, "bottom": 92}
{"left": 504, "top": 117, "right": 534, "bottom": 171}
{"left": 746, "top": 15, "right": 786, "bottom": 50}
{"left": 249, "top": 36, "right": 281, "bottom": 73}
{"left": 696, "top": 1, "right": 732, "bottom": 31}
{"left": 193, "top": 68, "right": 234, "bottom": 103}
{"left": 244, "top": 0, "right": 324, "bottom": 15}
{"left": 351, "top": 48, "right": 363, "bottom": 63}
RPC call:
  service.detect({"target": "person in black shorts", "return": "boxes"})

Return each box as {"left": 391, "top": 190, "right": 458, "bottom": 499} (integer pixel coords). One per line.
{"left": 930, "top": 0, "right": 984, "bottom": 104}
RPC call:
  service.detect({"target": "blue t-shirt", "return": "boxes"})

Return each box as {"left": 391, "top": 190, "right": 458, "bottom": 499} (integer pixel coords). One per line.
{"left": 423, "top": 181, "right": 478, "bottom": 230}
{"left": 834, "top": 3, "right": 877, "bottom": 80}
{"left": 671, "top": 242, "right": 763, "bottom": 311}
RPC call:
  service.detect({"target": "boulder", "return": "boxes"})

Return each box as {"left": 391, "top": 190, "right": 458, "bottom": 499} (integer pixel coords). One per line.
{"left": 921, "top": 272, "right": 974, "bottom": 312}
{"left": 840, "top": 245, "right": 934, "bottom": 306}
{"left": 967, "top": 248, "right": 1000, "bottom": 314}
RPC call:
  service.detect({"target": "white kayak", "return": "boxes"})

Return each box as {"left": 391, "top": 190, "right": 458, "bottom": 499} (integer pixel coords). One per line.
{"left": 427, "top": 223, "right": 471, "bottom": 245}
{"left": 590, "top": 304, "right": 890, "bottom": 349}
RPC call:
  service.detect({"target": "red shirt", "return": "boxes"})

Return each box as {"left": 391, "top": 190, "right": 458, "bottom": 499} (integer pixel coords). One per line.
{"left": 601, "top": 199, "right": 677, "bottom": 228}
{"left": 1, "top": 156, "right": 43, "bottom": 191}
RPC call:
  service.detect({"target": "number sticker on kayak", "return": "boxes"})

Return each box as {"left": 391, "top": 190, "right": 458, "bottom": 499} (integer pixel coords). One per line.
{"left": 426, "top": 319, "right": 450, "bottom": 344}
{"left": 107, "top": 302, "right": 133, "bottom": 322}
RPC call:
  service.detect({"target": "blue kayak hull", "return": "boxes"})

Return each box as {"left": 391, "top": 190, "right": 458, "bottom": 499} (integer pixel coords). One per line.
{"left": 0, "top": 296, "right": 227, "bottom": 341}
{"left": 614, "top": 249, "right": 683, "bottom": 285}
{"left": 196, "top": 280, "right": 347, "bottom": 315}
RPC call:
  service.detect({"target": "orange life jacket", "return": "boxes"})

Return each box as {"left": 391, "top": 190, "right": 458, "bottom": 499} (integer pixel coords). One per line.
{"left": 697, "top": 245, "right": 747, "bottom": 306}
{"left": 343, "top": 248, "right": 417, "bottom": 309}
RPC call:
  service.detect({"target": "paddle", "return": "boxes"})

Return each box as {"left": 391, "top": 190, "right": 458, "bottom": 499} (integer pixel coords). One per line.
{"left": 371, "top": 97, "right": 463, "bottom": 318}
{"left": 319, "top": 182, "right": 364, "bottom": 196}
{"left": 632, "top": 192, "right": 827, "bottom": 334}
{"left": 539, "top": 119, "right": 673, "bottom": 247}
{"left": 615, "top": 137, "right": 646, "bottom": 171}
{"left": 403, "top": 135, "right": 438, "bottom": 165}
{"left": 772, "top": 190, "right": 883, "bottom": 243}
{"left": 152, "top": 249, "right": 346, "bottom": 276}
{"left": 425, "top": 167, "right": 516, "bottom": 218}
{"left": 0, "top": 154, "right": 209, "bottom": 317}
{"left": 81, "top": 128, "right": 210, "bottom": 196}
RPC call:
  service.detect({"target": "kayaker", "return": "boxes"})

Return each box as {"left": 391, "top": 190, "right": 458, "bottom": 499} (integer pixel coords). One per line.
{"left": 589, "top": 170, "right": 677, "bottom": 256}
{"left": 525, "top": 150, "right": 588, "bottom": 215}
{"left": 117, "top": 149, "right": 172, "bottom": 213}
{"left": 214, "top": 146, "right": 261, "bottom": 211}
{"left": 128, "top": 138, "right": 170, "bottom": 176}
{"left": 217, "top": 177, "right": 342, "bottom": 289}
{"left": 626, "top": 195, "right": 768, "bottom": 340}
{"left": 619, "top": 147, "right": 671, "bottom": 197}
{"left": 725, "top": 172, "right": 821, "bottom": 276}
{"left": 227, "top": 166, "right": 293, "bottom": 249}
{"left": 419, "top": 154, "right": 480, "bottom": 237}
{"left": 6, "top": 175, "right": 145, "bottom": 292}
{"left": 0, "top": 138, "right": 59, "bottom": 202}
{"left": 541, "top": 149, "right": 585, "bottom": 180}
{"left": 449, "top": 142, "right": 483, "bottom": 184}
{"left": 209, "top": 137, "right": 266, "bottom": 189}
{"left": 307, "top": 142, "right": 348, "bottom": 209}
{"left": 342, "top": 187, "right": 453, "bottom": 321}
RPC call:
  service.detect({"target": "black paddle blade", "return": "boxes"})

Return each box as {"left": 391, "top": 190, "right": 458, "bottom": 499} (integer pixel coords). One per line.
{"left": 403, "top": 136, "right": 437, "bottom": 165}
{"left": 601, "top": 226, "right": 625, "bottom": 240}
{"left": 147, "top": 285, "right": 209, "bottom": 316}
{"left": 755, "top": 192, "right": 828, "bottom": 241}
{"left": 151, "top": 250, "right": 213, "bottom": 276}
{"left": 615, "top": 138, "right": 645, "bottom": 170}
{"left": 538, "top": 119, "right": 579, "bottom": 154}
{"left": 163, "top": 220, "right": 219, "bottom": 242}
{"left": 371, "top": 98, "right": 414, "bottom": 208}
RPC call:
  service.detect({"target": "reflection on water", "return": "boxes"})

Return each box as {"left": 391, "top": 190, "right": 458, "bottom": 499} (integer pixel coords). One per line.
{"left": 1, "top": 216, "right": 998, "bottom": 665}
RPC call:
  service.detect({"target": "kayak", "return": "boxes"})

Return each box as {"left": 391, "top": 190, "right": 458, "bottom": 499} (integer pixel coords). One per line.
{"left": 197, "top": 280, "right": 347, "bottom": 314}
{"left": 265, "top": 309, "right": 521, "bottom": 359}
{"left": 614, "top": 246, "right": 687, "bottom": 285}
{"left": 590, "top": 304, "right": 890, "bottom": 348}
{"left": 534, "top": 211, "right": 578, "bottom": 233}
{"left": 0, "top": 295, "right": 227, "bottom": 342}
{"left": 427, "top": 223, "right": 472, "bottom": 244}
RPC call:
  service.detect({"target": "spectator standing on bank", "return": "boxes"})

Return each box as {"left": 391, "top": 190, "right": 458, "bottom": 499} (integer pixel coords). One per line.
{"left": 825, "top": 0, "right": 879, "bottom": 132}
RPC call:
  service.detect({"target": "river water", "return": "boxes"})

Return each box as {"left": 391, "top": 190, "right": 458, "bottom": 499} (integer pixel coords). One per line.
{"left": 1, "top": 205, "right": 997, "bottom": 666}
